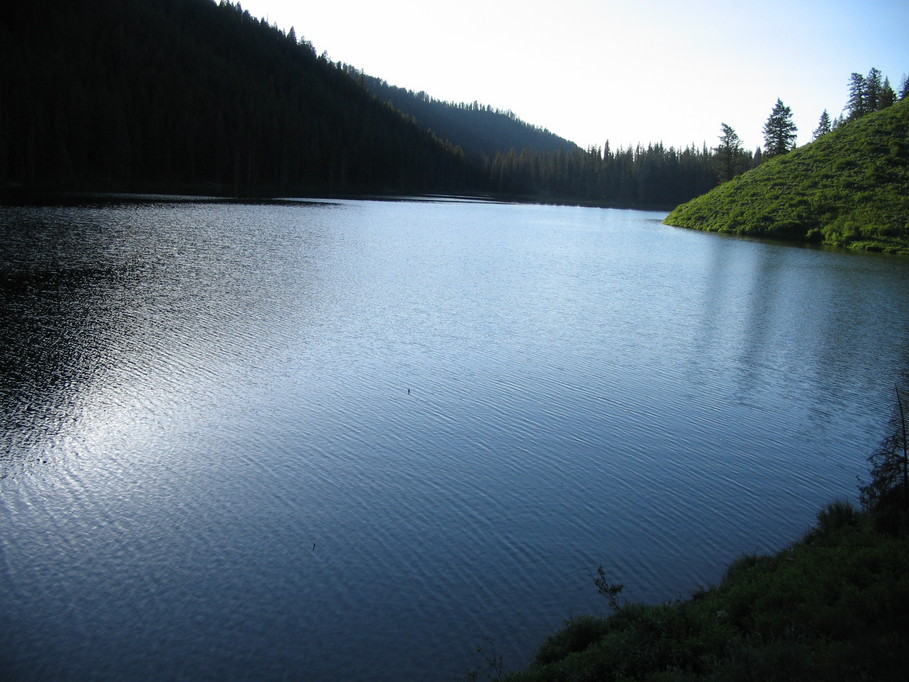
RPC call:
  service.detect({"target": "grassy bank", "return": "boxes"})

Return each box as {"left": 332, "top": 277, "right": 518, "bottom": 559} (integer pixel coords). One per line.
{"left": 503, "top": 503, "right": 909, "bottom": 681}
{"left": 663, "top": 99, "right": 909, "bottom": 255}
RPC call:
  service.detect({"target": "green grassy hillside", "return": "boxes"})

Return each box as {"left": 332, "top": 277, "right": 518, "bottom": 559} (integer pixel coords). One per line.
{"left": 664, "top": 99, "right": 909, "bottom": 254}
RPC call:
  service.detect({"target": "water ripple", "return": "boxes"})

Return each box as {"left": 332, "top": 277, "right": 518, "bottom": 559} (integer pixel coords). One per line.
{"left": 1, "top": 199, "right": 905, "bottom": 680}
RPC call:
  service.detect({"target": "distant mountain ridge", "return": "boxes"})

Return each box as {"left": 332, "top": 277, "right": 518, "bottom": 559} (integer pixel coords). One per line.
{"left": 344, "top": 69, "right": 581, "bottom": 161}
{"left": 664, "top": 98, "right": 909, "bottom": 254}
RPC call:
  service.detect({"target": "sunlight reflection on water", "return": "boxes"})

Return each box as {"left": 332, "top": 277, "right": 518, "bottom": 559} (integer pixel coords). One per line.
{"left": 1, "top": 198, "right": 908, "bottom": 680}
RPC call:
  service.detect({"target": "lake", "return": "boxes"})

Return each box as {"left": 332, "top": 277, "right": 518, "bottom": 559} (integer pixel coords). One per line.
{"left": 1, "top": 197, "right": 908, "bottom": 680}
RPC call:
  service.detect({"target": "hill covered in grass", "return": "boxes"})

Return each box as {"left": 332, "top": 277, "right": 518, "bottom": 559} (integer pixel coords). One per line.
{"left": 664, "top": 98, "right": 909, "bottom": 254}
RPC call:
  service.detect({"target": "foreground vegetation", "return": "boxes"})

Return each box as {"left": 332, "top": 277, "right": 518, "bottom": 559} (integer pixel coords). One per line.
{"left": 664, "top": 98, "right": 909, "bottom": 254}
{"left": 502, "top": 390, "right": 909, "bottom": 681}
{"left": 505, "top": 507, "right": 908, "bottom": 681}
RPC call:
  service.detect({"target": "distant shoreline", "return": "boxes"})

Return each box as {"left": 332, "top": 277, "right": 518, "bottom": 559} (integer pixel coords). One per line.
{"left": 1, "top": 186, "right": 676, "bottom": 212}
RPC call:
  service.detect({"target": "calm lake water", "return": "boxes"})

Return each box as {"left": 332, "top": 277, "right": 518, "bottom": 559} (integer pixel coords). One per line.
{"left": 1, "top": 197, "right": 908, "bottom": 680}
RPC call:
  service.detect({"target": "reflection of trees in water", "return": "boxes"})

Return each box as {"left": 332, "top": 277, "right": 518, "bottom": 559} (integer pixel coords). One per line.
{"left": 861, "top": 384, "right": 909, "bottom": 533}
{"left": 696, "top": 234, "right": 909, "bottom": 419}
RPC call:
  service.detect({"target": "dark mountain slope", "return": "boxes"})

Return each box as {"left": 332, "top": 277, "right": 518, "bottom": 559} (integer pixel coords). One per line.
{"left": 664, "top": 98, "right": 909, "bottom": 254}
{"left": 0, "top": 0, "right": 482, "bottom": 197}
{"left": 347, "top": 71, "right": 581, "bottom": 161}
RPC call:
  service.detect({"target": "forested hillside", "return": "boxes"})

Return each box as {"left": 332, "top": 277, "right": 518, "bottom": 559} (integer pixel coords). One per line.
{"left": 1, "top": 0, "right": 742, "bottom": 207}
{"left": 346, "top": 70, "right": 580, "bottom": 161}
{"left": 349, "top": 68, "right": 729, "bottom": 207}
{"left": 664, "top": 98, "right": 909, "bottom": 253}
{"left": 0, "top": 0, "right": 481, "bottom": 196}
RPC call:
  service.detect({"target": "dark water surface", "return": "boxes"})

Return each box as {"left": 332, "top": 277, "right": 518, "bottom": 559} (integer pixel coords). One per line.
{"left": 2, "top": 198, "right": 908, "bottom": 680}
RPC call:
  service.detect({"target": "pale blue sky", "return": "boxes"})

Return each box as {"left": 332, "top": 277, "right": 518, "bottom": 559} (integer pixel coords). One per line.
{"left": 238, "top": 0, "right": 908, "bottom": 151}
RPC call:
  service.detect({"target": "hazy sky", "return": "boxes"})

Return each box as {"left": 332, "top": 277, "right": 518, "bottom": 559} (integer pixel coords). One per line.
{"left": 237, "top": 0, "right": 908, "bottom": 151}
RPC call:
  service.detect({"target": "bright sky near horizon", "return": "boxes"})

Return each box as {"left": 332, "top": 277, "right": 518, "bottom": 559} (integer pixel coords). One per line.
{"left": 237, "top": 0, "right": 908, "bottom": 151}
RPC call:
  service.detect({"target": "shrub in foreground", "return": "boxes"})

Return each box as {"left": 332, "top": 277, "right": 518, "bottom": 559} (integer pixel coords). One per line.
{"left": 507, "top": 511, "right": 909, "bottom": 681}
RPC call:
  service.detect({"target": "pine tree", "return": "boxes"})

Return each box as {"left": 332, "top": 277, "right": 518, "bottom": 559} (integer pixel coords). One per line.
{"left": 845, "top": 68, "right": 899, "bottom": 121}
{"left": 813, "top": 109, "right": 832, "bottom": 140}
{"left": 880, "top": 77, "right": 896, "bottom": 109}
{"left": 865, "top": 67, "right": 884, "bottom": 112}
{"left": 847, "top": 72, "right": 868, "bottom": 120}
{"left": 763, "top": 99, "right": 797, "bottom": 156}
{"left": 715, "top": 123, "right": 744, "bottom": 182}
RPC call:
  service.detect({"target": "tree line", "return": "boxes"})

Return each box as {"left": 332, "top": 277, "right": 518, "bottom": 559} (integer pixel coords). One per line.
{"left": 810, "top": 68, "right": 908, "bottom": 141}
{"left": 482, "top": 68, "right": 908, "bottom": 206}
{"left": 484, "top": 143, "right": 722, "bottom": 208}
